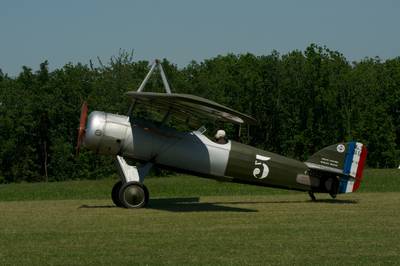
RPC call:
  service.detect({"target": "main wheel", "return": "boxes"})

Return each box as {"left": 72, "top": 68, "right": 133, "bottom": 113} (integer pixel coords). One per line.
{"left": 119, "top": 182, "right": 149, "bottom": 208}
{"left": 111, "top": 181, "right": 123, "bottom": 207}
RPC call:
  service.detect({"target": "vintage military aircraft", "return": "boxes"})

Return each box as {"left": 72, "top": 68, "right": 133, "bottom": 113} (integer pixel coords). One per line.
{"left": 76, "top": 60, "right": 367, "bottom": 208}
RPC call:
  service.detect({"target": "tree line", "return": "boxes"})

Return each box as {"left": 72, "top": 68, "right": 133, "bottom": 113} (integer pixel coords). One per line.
{"left": 0, "top": 44, "right": 399, "bottom": 183}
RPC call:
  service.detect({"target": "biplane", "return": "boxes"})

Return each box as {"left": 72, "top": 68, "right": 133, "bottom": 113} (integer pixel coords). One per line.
{"left": 76, "top": 60, "right": 367, "bottom": 208}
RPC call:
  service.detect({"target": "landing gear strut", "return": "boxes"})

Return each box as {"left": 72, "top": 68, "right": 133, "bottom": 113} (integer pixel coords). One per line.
{"left": 112, "top": 156, "right": 153, "bottom": 208}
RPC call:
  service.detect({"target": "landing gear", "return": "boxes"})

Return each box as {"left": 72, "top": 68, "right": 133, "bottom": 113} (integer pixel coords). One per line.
{"left": 111, "top": 181, "right": 123, "bottom": 207}
{"left": 119, "top": 182, "right": 149, "bottom": 208}
{"left": 308, "top": 191, "right": 316, "bottom": 201}
{"left": 113, "top": 156, "right": 153, "bottom": 208}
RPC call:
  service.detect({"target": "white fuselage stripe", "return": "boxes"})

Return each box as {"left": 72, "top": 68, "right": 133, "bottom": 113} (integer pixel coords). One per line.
{"left": 349, "top": 142, "right": 363, "bottom": 178}
{"left": 194, "top": 132, "right": 231, "bottom": 176}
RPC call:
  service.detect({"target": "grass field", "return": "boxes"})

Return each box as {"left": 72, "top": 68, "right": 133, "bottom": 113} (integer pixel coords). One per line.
{"left": 0, "top": 169, "right": 399, "bottom": 265}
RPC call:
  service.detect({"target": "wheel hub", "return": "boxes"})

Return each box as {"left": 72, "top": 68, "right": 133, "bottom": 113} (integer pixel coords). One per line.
{"left": 123, "top": 185, "right": 145, "bottom": 207}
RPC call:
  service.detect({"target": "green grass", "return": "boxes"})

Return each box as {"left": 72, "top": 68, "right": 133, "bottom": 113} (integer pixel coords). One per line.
{"left": 358, "top": 168, "right": 400, "bottom": 192}
{"left": 0, "top": 169, "right": 398, "bottom": 202}
{"left": 0, "top": 169, "right": 399, "bottom": 265}
{"left": 0, "top": 175, "right": 295, "bottom": 202}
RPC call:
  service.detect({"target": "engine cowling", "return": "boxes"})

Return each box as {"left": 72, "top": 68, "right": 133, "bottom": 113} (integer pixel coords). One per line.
{"left": 84, "top": 111, "right": 131, "bottom": 155}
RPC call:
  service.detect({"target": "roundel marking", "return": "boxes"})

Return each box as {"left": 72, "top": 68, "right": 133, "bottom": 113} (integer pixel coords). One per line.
{"left": 337, "top": 144, "right": 345, "bottom": 153}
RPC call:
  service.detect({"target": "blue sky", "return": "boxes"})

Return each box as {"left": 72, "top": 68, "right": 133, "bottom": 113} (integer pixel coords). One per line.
{"left": 0, "top": 0, "right": 399, "bottom": 76}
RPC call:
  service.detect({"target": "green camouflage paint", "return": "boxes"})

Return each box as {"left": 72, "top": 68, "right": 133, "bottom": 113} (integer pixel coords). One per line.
{"left": 224, "top": 141, "right": 310, "bottom": 191}
{"left": 306, "top": 143, "right": 346, "bottom": 171}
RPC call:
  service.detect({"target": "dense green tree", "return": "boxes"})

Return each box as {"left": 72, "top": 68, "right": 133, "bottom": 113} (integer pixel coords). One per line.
{"left": 0, "top": 45, "right": 399, "bottom": 183}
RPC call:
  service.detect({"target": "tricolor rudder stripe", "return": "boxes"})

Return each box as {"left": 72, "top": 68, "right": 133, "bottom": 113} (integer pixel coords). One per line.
{"left": 339, "top": 142, "right": 367, "bottom": 193}
{"left": 338, "top": 177, "right": 355, "bottom": 193}
{"left": 353, "top": 144, "right": 367, "bottom": 191}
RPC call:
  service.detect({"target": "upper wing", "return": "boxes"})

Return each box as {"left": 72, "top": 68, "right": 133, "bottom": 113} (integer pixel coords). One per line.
{"left": 126, "top": 92, "right": 257, "bottom": 125}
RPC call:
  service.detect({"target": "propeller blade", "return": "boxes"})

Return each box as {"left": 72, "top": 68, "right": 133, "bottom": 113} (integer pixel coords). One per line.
{"left": 76, "top": 101, "right": 88, "bottom": 155}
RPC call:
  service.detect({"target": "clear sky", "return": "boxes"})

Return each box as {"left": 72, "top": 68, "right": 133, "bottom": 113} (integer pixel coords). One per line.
{"left": 1, "top": 0, "right": 399, "bottom": 76}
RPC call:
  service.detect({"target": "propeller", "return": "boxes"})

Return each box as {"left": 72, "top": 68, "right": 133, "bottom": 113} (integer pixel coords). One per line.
{"left": 76, "top": 101, "right": 88, "bottom": 155}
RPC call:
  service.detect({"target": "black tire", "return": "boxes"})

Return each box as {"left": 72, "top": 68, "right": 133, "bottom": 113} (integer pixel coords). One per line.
{"left": 111, "top": 181, "right": 123, "bottom": 207}
{"left": 119, "top": 182, "right": 149, "bottom": 208}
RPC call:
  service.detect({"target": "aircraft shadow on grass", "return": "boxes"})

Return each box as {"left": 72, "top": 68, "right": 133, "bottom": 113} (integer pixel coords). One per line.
{"left": 193, "top": 198, "right": 358, "bottom": 206}
{"left": 311, "top": 198, "right": 358, "bottom": 204}
{"left": 79, "top": 197, "right": 257, "bottom": 212}
{"left": 78, "top": 197, "right": 357, "bottom": 212}
{"left": 147, "top": 197, "right": 258, "bottom": 212}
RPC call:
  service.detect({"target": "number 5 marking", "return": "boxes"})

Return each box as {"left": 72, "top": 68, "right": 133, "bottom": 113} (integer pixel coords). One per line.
{"left": 253, "top": 154, "right": 271, "bottom": 179}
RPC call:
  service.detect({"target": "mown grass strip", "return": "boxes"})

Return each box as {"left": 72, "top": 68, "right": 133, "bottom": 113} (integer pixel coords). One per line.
{"left": 0, "top": 169, "right": 399, "bottom": 202}
{"left": 0, "top": 192, "right": 399, "bottom": 265}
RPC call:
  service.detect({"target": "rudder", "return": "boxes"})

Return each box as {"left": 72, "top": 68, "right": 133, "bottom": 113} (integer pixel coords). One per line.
{"left": 339, "top": 142, "right": 367, "bottom": 193}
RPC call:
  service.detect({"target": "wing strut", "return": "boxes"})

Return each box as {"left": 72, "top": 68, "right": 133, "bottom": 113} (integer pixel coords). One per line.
{"left": 128, "top": 59, "right": 171, "bottom": 117}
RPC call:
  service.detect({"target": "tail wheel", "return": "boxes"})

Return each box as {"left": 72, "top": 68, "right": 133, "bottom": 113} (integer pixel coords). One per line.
{"left": 111, "top": 181, "right": 123, "bottom": 207}
{"left": 326, "top": 177, "right": 339, "bottom": 199}
{"left": 119, "top": 182, "right": 149, "bottom": 208}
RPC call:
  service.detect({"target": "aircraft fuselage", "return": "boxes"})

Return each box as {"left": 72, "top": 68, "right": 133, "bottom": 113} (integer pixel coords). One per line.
{"left": 84, "top": 111, "right": 311, "bottom": 192}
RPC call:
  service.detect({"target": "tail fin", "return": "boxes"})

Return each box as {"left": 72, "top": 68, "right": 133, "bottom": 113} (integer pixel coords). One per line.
{"left": 341, "top": 142, "right": 368, "bottom": 192}
{"left": 305, "top": 142, "right": 367, "bottom": 193}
